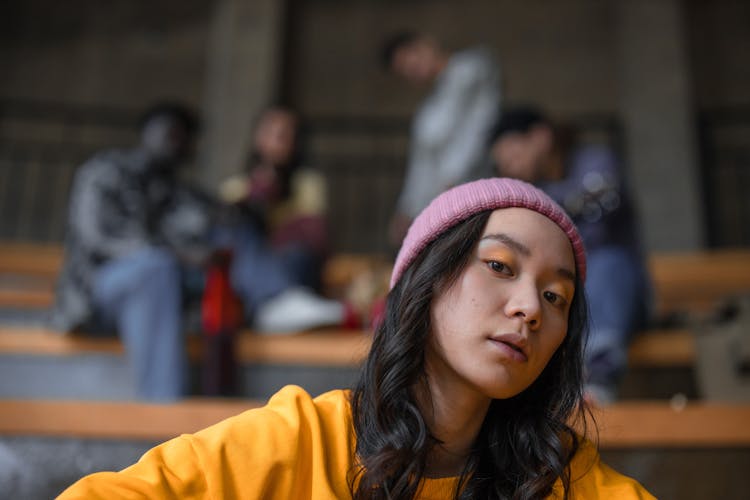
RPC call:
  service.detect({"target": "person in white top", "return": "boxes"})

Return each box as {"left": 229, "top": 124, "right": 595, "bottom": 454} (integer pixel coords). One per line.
{"left": 381, "top": 32, "right": 502, "bottom": 245}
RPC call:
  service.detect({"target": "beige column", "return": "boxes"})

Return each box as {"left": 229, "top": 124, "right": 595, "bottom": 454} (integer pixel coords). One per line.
{"left": 615, "top": 0, "right": 704, "bottom": 251}
{"left": 199, "top": 0, "right": 286, "bottom": 189}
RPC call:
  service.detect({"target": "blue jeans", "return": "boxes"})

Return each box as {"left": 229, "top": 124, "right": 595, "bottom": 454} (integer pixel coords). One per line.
{"left": 222, "top": 224, "right": 293, "bottom": 316}
{"left": 92, "top": 247, "right": 187, "bottom": 401}
{"left": 584, "top": 246, "right": 651, "bottom": 391}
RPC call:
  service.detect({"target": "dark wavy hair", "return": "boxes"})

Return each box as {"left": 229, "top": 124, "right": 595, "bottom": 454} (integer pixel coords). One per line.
{"left": 350, "top": 211, "right": 590, "bottom": 499}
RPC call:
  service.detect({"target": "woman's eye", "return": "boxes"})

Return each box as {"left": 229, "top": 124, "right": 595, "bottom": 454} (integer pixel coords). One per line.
{"left": 543, "top": 291, "right": 563, "bottom": 306}
{"left": 488, "top": 260, "right": 511, "bottom": 275}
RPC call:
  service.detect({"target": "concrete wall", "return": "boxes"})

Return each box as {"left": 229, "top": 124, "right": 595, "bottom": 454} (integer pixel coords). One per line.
{"left": 1, "top": 0, "right": 748, "bottom": 250}
{"left": 0, "top": 0, "right": 285, "bottom": 190}
{"left": 687, "top": 0, "right": 750, "bottom": 109}
{"left": 0, "top": 1, "right": 211, "bottom": 109}
{"left": 286, "top": 0, "right": 618, "bottom": 117}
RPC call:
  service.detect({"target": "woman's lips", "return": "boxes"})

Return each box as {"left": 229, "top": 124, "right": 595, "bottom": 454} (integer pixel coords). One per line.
{"left": 488, "top": 334, "right": 528, "bottom": 362}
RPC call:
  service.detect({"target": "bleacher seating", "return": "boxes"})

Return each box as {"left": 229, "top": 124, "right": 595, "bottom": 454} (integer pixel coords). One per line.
{"left": 2, "top": 244, "right": 749, "bottom": 314}
{"left": 0, "top": 396, "right": 747, "bottom": 448}
{"left": 0, "top": 324, "right": 693, "bottom": 369}
{"left": 0, "top": 243, "right": 746, "bottom": 374}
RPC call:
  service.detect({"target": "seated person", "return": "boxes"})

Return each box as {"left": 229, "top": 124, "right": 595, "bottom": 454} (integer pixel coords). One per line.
{"left": 50, "top": 102, "right": 213, "bottom": 401}
{"left": 51, "top": 103, "right": 349, "bottom": 402}
{"left": 59, "top": 178, "right": 654, "bottom": 499}
{"left": 217, "top": 106, "right": 348, "bottom": 333}
{"left": 220, "top": 105, "right": 328, "bottom": 292}
{"left": 489, "top": 107, "right": 651, "bottom": 404}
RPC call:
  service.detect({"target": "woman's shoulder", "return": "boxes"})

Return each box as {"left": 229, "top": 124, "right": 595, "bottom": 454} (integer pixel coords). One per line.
{"left": 209, "top": 385, "right": 350, "bottom": 434}
{"left": 562, "top": 439, "right": 656, "bottom": 499}
{"left": 182, "top": 385, "right": 355, "bottom": 496}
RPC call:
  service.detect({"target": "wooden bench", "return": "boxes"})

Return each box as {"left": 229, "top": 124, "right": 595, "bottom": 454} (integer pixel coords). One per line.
{"left": 0, "top": 325, "right": 692, "bottom": 369}
{"left": 0, "top": 244, "right": 741, "bottom": 373}
{"left": 1, "top": 244, "right": 749, "bottom": 316}
{"left": 0, "top": 326, "right": 372, "bottom": 367}
{"left": 649, "top": 249, "right": 750, "bottom": 317}
{"left": 0, "top": 243, "right": 63, "bottom": 277}
{"left": 0, "top": 243, "right": 61, "bottom": 309}
{"left": 0, "top": 396, "right": 747, "bottom": 448}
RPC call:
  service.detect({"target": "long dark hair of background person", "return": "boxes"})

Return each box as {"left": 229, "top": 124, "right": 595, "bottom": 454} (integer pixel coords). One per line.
{"left": 349, "top": 211, "right": 591, "bottom": 499}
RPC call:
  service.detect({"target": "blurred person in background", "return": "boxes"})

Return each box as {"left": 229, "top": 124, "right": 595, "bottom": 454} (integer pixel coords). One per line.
{"left": 50, "top": 102, "right": 213, "bottom": 401}
{"left": 380, "top": 31, "right": 501, "bottom": 246}
{"left": 218, "top": 105, "right": 352, "bottom": 333}
{"left": 220, "top": 106, "right": 328, "bottom": 291}
{"left": 489, "top": 106, "right": 651, "bottom": 404}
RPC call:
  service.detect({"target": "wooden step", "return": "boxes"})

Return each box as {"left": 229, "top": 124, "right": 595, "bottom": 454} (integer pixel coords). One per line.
{"left": 626, "top": 329, "right": 695, "bottom": 367}
{"left": 0, "top": 397, "right": 747, "bottom": 448}
{"left": 589, "top": 401, "right": 750, "bottom": 448}
{"left": 648, "top": 249, "right": 750, "bottom": 316}
{"left": 0, "top": 326, "right": 372, "bottom": 367}
{"left": 0, "top": 326, "right": 694, "bottom": 368}
{"left": 0, "top": 243, "right": 63, "bottom": 277}
{"left": 0, "top": 286, "right": 55, "bottom": 308}
{"left": 2, "top": 245, "right": 749, "bottom": 318}
{"left": 0, "top": 398, "right": 261, "bottom": 441}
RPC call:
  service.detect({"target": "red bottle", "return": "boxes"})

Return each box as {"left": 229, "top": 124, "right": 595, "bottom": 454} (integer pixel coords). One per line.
{"left": 201, "top": 249, "right": 243, "bottom": 396}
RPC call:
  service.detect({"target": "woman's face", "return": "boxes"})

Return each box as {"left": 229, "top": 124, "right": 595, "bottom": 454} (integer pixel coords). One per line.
{"left": 254, "top": 109, "right": 298, "bottom": 166}
{"left": 427, "top": 208, "right": 576, "bottom": 401}
{"left": 491, "top": 126, "right": 552, "bottom": 182}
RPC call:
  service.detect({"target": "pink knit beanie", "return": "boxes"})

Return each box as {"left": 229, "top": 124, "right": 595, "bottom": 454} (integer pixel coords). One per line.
{"left": 390, "top": 177, "right": 586, "bottom": 289}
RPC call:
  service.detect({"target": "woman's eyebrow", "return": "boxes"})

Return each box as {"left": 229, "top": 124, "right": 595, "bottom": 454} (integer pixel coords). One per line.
{"left": 557, "top": 268, "right": 576, "bottom": 283}
{"left": 480, "top": 233, "right": 530, "bottom": 256}
{"left": 481, "top": 233, "right": 577, "bottom": 282}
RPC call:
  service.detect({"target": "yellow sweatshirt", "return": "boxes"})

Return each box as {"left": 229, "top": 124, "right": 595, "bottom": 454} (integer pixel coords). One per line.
{"left": 58, "top": 385, "right": 654, "bottom": 499}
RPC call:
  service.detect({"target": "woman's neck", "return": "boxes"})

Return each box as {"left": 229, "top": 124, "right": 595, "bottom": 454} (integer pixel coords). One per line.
{"left": 416, "top": 377, "right": 491, "bottom": 478}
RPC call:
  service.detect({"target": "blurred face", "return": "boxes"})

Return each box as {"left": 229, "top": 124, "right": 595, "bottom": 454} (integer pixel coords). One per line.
{"left": 254, "top": 109, "right": 298, "bottom": 166}
{"left": 392, "top": 39, "right": 440, "bottom": 85}
{"left": 491, "top": 127, "right": 551, "bottom": 182}
{"left": 141, "top": 116, "right": 193, "bottom": 168}
{"left": 427, "top": 208, "right": 576, "bottom": 401}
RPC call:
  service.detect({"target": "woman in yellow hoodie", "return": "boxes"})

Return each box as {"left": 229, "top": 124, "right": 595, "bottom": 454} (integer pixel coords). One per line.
{"left": 59, "top": 178, "right": 654, "bottom": 499}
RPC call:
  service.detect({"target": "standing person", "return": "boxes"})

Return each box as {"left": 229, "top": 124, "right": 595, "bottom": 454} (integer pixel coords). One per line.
{"left": 59, "top": 178, "right": 654, "bottom": 499}
{"left": 381, "top": 32, "right": 501, "bottom": 245}
{"left": 489, "top": 107, "right": 651, "bottom": 404}
{"left": 50, "top": 102, "right": 213, "bottom": 401}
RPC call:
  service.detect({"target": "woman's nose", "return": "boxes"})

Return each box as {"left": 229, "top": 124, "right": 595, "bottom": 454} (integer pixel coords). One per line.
{"left": 504, "top": 280, "right": 542, "bottom": 330}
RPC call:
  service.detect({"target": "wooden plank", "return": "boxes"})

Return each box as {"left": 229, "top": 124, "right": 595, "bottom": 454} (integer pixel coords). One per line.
{"left": 0, "top": 326, "right": 692, "bottom": 368}
{"left": 0, "top": 243, "right": 63, "bottom": 276}
{"left": 591, "top": 402, "right": 750, "bottom": 448}
{"left": 0, "top": 287, "right": 54, "bottom": 308}
{"left": 0, "top": 326, "right": 371, "bottom": 367}
{"left": 234, "top": 328, "right": 370, "bottom": 366}
{"left": 0, "top": 398, "right": 748, "bottom": 448}
{"left": 649, "top": 249, "right": 750, "bottom": 315}
{"left": 627, "top": 329, "right": 695, "bottom": 367}
{"left": 1, "top": 246, "right": 748, "bottom": 317}
{"left": 0, "top": 327, "right": 124, "bottom": 355}
{"left": 0, "top": 399, "right": 261, "bottom": 441}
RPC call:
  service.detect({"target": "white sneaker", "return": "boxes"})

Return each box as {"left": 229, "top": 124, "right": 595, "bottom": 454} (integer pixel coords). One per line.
{"left": 254, "top": 287, "right": 344, "bottom": 333}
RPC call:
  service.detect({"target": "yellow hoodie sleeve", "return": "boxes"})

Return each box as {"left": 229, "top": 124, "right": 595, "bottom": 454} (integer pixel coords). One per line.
{"left": 555, "top": 439, "right": 656, "bottom": 499}
{"left": 57, "top": 386, "right": 355, "bottom": 500}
